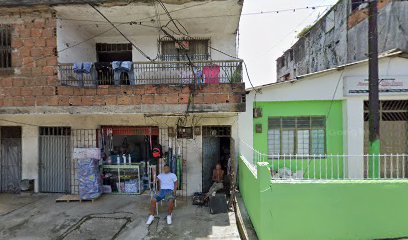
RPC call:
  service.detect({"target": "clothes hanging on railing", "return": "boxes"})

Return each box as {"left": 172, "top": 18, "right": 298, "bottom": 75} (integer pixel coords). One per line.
{"left": 95, "top": 62, "right": 113, "bottom": 85}
{"left": 202, "top": 64, "right": 220, "bottom": 84}
{"left": 112, "top": 61, "right": 136, "bottom": 86}
{"left": 73, "top": 62, "right": 97, "bottom": 86}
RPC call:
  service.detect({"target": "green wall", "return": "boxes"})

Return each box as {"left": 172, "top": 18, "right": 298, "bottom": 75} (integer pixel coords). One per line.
{"left": 239, "top": 156, "right": 408, "bottom": 240}
{"left": 253, "top": 100, "right": 344, "bottom": 178}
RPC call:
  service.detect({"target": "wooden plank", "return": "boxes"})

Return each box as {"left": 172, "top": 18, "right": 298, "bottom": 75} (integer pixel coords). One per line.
{"left": 55, "top": 195, "right": 95, "bottom": 203}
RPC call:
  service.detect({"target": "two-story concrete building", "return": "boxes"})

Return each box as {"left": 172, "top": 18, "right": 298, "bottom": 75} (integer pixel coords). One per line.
{"left": 0, "top": 0, "right": 245, "bottom": 195}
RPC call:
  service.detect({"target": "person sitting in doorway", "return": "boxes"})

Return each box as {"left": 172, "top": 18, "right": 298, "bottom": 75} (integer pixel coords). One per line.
{"left": 146, "top": 164, "right": 178, "bottom": 225}
{"left": 205, "top": 163, "right": 224, "bottom": 200}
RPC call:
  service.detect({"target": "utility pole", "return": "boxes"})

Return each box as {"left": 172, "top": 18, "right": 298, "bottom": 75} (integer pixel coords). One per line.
{"left": 368, "top": 0, "right": 380, "bottom": 177}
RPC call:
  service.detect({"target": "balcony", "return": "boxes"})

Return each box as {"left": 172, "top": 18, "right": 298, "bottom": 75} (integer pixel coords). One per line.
{"left": 58, "top": 60, "right": 243, "bottom": 87}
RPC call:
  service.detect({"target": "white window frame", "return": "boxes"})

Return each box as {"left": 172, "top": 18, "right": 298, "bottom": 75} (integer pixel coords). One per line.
{"left": 267, "top": 116, "right": 326, "bottom": 158}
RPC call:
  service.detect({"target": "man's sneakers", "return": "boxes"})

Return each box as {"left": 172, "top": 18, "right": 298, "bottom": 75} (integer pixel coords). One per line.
{"left": 146, "top": 214, "right": 172, "bottom": 225}
{"left": 146, "top": 215, "right": 155, "bottom": 225}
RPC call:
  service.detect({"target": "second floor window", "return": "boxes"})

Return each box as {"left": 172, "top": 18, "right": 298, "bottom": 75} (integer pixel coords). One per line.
{"left": 0, "top": 24, "right": 12, "bottom": 72}
{"left": 160, "top": 39, "right": 209, "bottom": 61}
{"left": 268, "top": 116, "right": 326, "bottom": 156}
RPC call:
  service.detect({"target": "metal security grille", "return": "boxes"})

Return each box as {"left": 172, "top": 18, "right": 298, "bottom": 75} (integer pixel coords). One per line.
{"left": 160, "top": 39, "right": 210, "bottom": 61}
{"left": 0, "top": 127, "right": 22, "bottom": 193}
{"left": 202, "top": 126, "right": 231, "bottom": 137}
{"left": 0, "top": 24, "right": 12, "bottom": 73}
{"left": 71, "top": 129, "right": 100, "bottom": 194}
{"left": 364, "top": 100, "right": 408, "bottom": 177}
{"left": 96, "top": 43, "right": 132, "bottom": 52}
{"left": 364, "top": 100, "right": 408, "bottom": 121}
{"left": 39, "top": 127, "right": 71, "bottom": 193}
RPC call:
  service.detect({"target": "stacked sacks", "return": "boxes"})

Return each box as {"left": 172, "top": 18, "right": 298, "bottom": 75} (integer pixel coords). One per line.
{"left": 78, "top": 158, "right": 102, "bottom": 200}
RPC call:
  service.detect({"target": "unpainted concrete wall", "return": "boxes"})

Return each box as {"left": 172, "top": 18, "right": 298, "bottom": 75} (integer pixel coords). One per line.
{"left": 276, "top": 0, "right": 408, "bottom": 81}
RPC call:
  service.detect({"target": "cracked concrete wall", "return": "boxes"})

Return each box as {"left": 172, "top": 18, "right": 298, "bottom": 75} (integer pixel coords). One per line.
{"left": 347, "top": 1, "right": 408, "bottom": 62}
{"left": 277, "top": 0, "right": 408, "bottom": 82}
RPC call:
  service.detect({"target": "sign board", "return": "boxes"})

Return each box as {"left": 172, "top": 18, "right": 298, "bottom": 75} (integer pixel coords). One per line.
{"left": 344, "top": 76, "right": 408, "bottom": 96}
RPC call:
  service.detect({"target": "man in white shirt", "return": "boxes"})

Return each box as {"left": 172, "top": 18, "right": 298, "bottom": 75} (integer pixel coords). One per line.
{"left": 146, "top": 164, "right": 178, "bottom": 225}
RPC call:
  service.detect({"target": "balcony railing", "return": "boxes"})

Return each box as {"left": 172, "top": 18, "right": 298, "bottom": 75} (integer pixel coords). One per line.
{"left": 58, "top": 60, "right": 243, "bottom": 86}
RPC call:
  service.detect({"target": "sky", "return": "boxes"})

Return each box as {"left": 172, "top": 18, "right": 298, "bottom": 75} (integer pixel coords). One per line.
{"left": 238, "top": 0, "right": 339, "bottom": 87}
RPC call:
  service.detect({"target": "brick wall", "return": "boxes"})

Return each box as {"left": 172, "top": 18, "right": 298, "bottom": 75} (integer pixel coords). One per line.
{"left": 1, "top": 83, "right": 245, "bottom": 108}
{"left": 0, "top": 7, "right": 58, "bottom": 107}
{"left": 0, "top": 7, "right": 245, "bottom": 112}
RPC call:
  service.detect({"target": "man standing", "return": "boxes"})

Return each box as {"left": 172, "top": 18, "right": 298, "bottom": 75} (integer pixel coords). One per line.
{"left": 146, "top": 164, "right": 177, "bottom": 225}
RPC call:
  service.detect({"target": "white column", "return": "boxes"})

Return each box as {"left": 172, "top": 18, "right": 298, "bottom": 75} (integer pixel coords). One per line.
{"left": 22, "top": 126, "right": 39, "bottom": 192}
{"left": 343, "top": 98, "right": 365, "bottom": 179}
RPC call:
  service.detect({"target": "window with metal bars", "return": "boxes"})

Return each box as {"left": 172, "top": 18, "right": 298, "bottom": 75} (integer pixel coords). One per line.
{"left": 202, "top": 126, "right": 231, "bottom": 137}
{"left": 160, "top": 39, "right": 210, "bottom": 61}
{"left": 39, "top": 127, "right": 71, "bottom": 136}
{"left": 0, "top": 24, "right": 12, "bottom": 73}
{"left": 364, "top": 100, "right": 408, "bottom": 121}
{"left": 268, "top": 116, "right": 326, "bottom": 157}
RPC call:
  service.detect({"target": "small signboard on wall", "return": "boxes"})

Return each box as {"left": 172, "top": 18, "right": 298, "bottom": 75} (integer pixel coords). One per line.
{"left": 343, "top": 76, "right": 408, "bottom": 96}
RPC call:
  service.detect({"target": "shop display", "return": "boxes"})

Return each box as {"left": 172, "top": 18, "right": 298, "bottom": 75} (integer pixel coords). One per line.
{"left": 102, "top": 164, "right": 143, "bottom": 194}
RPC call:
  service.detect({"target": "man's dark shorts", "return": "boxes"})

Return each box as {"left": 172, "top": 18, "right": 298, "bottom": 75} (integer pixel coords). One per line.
{"left": 154, "top": 189, "right": 175, "bottom": 202}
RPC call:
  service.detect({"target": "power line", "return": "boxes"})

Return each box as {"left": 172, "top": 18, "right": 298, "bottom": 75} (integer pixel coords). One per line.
{"left": 56, "top": 4, "right": 337, "bottom": 25}
{"left": 0, "top": 119, "right": 42, "bottom": 127}
{"left": 87, "top": 3, "right": 153, "bottom": 61}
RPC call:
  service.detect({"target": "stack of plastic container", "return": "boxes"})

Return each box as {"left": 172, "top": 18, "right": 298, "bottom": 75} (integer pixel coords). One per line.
{"left": 78, "top": 158, "right": 102, "bottom": 200}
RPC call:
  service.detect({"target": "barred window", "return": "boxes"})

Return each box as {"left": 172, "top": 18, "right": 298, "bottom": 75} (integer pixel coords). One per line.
{"left": 0, "top": 24, "right": 12, "bottom": 72}
{"left": 268, "top": 116, "right": 326, "bottom": 157}
{"left": 160, "top": 39, "right": 209, "bottom": 61}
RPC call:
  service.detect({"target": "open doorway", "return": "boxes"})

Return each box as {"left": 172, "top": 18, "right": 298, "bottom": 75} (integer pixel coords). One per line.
{"left": 202, "top": 126, "right": 231, "bottom": 193}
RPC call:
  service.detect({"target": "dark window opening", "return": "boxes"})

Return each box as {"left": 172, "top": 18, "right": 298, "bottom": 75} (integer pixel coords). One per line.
{"left": 96, "top": 43, "right": 133, "bottom": 85}
{"left": 0, "top": 24, "right": 12, "bottom": 74}
{"left": 1, "top": 126, "right": 22, "bottom": 139}
{"left": 202, "top": 126, "right": 231, "bottom": 137}
{"left": 160, "top": 39, "right": 209, "bottom": 61}
{"left": 289, "top": 49, "right": 294, "bottom": 61}
{"left": 279, "top": 56, "right": 286, "bottom": 68}
{"left": 351, "top": 0, "right": 365, "bottom": 11}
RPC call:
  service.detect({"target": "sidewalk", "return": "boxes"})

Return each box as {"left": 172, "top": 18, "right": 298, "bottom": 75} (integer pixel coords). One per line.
{"left": 0, "top": 193, "right": 240, "bottom": 240}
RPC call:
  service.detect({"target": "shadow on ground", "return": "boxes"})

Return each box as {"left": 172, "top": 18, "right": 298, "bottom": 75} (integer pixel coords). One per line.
{"left": 0, "top": 193, "right": 239, "bottom": 240}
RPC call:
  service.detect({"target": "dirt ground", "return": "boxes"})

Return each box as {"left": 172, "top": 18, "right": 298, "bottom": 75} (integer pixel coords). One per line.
{"left": 0, "top": 193, "right": 240, "bottom": 240}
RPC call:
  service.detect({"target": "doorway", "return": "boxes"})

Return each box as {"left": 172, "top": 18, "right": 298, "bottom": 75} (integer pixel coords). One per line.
{"left": 202, "top": 126, "right": 231, "bottom": 193}
{"left": 363, "top": 100, "right": 408, "bottom": 177}
{"left": 0, "top": 127, "right": 22, "bottom": 193}
{"left": 39, "top": 127, "right": 71, "bottom": 193}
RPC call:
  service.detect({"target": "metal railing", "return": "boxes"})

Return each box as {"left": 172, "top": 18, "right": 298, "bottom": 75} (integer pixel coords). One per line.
{"left": 240, "top": 141, "right": 408, "bottom": 180}
{"left": 58, "top": 60, "right": 243, "bottom": 86}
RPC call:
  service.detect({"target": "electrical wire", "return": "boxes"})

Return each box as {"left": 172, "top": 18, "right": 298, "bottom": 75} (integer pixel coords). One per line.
{"left": 87, "top": 3, "right": 153, "bottom": 61}
{"left": 326, "top": 70, "right": 345, "bottom": 120}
